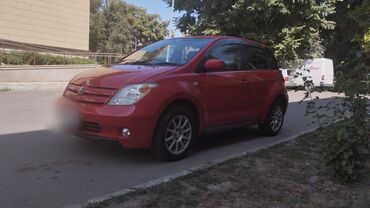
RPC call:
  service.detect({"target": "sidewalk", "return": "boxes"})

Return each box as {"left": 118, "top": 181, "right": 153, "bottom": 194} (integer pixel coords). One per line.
{"left": 83, "top": 129, "right": 370, "bottom": 208}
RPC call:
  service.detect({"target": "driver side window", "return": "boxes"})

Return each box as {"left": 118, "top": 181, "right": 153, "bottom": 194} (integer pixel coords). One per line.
{"left": 205, "top": 44, "right": 242, "bottom": 71}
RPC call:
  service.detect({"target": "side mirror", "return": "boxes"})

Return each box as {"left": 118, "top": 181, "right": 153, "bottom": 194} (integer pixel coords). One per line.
{"left": 204, "top": 59, "right": 225, "bottom": 71}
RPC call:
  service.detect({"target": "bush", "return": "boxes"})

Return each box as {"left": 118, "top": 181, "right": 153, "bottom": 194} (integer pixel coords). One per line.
{"left": 304, "top": 57, "right": 369, "bottom": 182}
{"left": 0, "top": 52, "right": 97, "bottom": 65}
{"left": 320, "top": 120, "right": 368, "bottom": 181}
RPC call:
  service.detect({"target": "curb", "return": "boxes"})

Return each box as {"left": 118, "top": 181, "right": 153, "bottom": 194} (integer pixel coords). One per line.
{"left": 64, "top": 126, "right": 319, "bottom": 208}
{"left": 0, "top": 82, "right": 68, "bottom": 91}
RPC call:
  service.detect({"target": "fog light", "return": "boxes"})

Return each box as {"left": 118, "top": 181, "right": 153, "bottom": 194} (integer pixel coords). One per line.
{"left": 122, "top": 128, "right": 131, "bottom": 137}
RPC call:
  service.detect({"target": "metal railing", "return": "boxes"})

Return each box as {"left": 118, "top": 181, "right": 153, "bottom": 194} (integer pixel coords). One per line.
{"left": 0, "top": 64, "right": 99, "bottom": 71}
{"left": 0, "top": 50, "right": 126, "bottom": 66}
{"left": 0, "top": 38, "right": 127, "bottom": 66}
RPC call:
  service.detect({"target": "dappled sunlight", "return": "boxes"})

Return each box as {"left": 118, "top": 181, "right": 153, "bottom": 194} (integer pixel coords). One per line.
{"left": 0, "top": 94, "right": 341, "bottom": 207}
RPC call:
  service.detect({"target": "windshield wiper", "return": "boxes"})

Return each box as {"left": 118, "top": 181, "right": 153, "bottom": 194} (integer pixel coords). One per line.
{"left": 154, "top": 62, "right": 181, "bottom": 66}
{"left": 121, "top": 60, "right": 155, "bottom": 66}
{"left": 121, "top": 58, "right": 180, "bottom": 66}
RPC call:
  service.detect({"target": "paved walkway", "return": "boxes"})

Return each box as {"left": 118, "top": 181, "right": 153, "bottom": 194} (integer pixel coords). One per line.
{"left": 0, "top": 90, "right": 340, "bottom": 208}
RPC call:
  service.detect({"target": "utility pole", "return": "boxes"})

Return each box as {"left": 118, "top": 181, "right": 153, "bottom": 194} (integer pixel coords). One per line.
{"left": 133, "top": 36, "right": 137, "bottom": 51}
{"left": 170, "top": 0, "right": 175, "bottom": 38}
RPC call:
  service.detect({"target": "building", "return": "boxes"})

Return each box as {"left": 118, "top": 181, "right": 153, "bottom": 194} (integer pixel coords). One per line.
{"left": 0, "top": 0, "right": 90, "bottom": 52}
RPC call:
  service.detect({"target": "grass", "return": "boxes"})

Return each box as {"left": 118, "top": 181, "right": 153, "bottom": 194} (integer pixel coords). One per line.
{"left": 87, "top": 129, "right": 370, "bottom": 208}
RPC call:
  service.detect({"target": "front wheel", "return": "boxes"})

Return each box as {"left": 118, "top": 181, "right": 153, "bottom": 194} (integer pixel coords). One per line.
{"left": 151, "top": 106, "right": 196, "bottom": 161}
{"left": 259, "top": 100, "right": 285, "bottom": 136}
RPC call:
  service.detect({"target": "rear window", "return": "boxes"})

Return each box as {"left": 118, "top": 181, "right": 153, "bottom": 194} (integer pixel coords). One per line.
{"left": 242, "top": 45, "right": 268, "bottom": 69}
{"left": 265, "top": 49, "right": 278, "bottom": 69}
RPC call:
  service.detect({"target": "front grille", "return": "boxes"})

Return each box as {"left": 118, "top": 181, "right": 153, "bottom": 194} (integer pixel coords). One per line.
{"left": 80, "top": 121, "right": 101, "bottom": 132}
{"left": 64, "top": 83, "right": 116, "bottom": 104}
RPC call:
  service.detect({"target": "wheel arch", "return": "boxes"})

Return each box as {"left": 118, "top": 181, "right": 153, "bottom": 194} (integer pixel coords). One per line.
{"left": 156, "top": 95, "right": 204, "bottom": 136}
{"left": 274, "top": 94, "right": 288, "bottom": 114}
{"left": 259, "top": 89, "right": 288, "bottom": 124}
{"left": 164, "top": 99, "right": 201, "bottom": 129}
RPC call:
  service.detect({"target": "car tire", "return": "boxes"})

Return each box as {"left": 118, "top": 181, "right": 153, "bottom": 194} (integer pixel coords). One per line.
{"left": 151, "top": 106, "right": 196, "bottom": 161}
{"left": 259, "top": 100, "right": 285, "bottom": 136}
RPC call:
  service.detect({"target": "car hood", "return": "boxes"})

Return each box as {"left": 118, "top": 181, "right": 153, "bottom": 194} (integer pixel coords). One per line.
{"left": 70, "top": 64, "right": 176, "bottom": 89}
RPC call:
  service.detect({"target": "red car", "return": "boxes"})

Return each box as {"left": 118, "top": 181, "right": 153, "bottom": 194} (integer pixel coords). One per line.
{"left": 60, "top": 36, "right": 288, "bottom": 161}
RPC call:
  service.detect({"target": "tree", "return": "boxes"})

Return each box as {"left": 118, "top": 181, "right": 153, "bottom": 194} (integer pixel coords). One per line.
{"left": 322, "top": 0, "right": 370, "bottom": 66}
{"left": 163, "top": 0, "right": 336, "bottom": 67}
{"left": 300, "top": 0, "right": 369, "bottom": 181}
{"left": 90, "top": 0, "right": 169, "bottom": 54}
{"left": 90, "top": 0, "right": 102, "bottom": 13}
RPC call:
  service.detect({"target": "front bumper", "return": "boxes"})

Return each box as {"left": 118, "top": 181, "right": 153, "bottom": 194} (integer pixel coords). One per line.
{"left": 319, "top": 82, "right": 334, "bottom": 87}
{"left": 59, "top": 97, "right": 159, "bottom": 149}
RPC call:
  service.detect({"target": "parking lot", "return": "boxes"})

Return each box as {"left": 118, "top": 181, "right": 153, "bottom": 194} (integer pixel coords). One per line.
{"left": 0, "top": 90, "right": 340, "bottom": 208}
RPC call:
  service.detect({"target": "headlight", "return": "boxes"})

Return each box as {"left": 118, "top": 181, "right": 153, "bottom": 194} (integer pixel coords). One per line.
{"left": 108, "top": 83, "right": 158, "bottom": 105}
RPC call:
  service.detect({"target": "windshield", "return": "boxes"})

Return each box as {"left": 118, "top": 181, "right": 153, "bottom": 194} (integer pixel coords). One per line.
{"left": 120, "top": 38, "right": 213, "bottom": 66}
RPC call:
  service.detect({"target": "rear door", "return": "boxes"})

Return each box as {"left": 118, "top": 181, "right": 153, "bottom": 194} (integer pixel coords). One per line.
{"left": 199, "top": 40, "right": 245, "bottom": 127}
{"left": 240, "top": 44, "right": 275, "bottom": 120}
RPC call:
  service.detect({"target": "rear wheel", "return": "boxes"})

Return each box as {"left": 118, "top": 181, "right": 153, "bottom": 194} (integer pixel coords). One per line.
{"left": 151, "top": 106, "right": 196, "bottom": 161}
{"left": 259, "top": 100, "right": 285, "bottom": 136}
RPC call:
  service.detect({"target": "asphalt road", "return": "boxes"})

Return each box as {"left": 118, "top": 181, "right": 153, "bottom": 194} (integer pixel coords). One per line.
{"left": 0, "top": 90, "right": 340, "bottom": 208}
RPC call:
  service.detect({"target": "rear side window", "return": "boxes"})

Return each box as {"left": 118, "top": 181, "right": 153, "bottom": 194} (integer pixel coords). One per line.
{"left": 206, "top": 44, "right": 242, "bottom": 71}
{"left": 242, "top": 45, "right": 268, "bottom": 69}
{"left": 265, "top": 49, "right": 279, "bottom": 69}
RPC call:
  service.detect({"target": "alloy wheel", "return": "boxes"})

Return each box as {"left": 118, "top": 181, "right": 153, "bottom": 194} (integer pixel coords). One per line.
{"left": 270, "top": 105, "right": 283, "bottom": 131}
{"left": 164, "top": 115, "right": 192, "bottom": 155}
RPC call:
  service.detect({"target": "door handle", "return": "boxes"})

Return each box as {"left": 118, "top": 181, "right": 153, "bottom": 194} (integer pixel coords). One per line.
{"left": 242, "top": 79, "right": 249, "bottom": 86}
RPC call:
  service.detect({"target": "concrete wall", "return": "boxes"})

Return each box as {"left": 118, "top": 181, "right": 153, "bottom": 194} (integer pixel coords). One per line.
{"left": 0, "top": 66, "right": 97, "bottom": 90}
{"left": 0, "top": 68, "right": 94, "bottom": 82}
{"left": 0, "top": 0, "right": 90, "bottom": 51}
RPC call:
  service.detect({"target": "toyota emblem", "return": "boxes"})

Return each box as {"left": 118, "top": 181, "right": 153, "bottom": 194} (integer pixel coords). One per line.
{"left": 78, "top": 86, "right": 85, "bottom": 96}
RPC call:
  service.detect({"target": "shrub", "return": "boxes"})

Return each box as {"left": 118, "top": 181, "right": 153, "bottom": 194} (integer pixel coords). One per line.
{"left": 321, "top": 120, "right": 368, "bottom": 181}
{"left": 0, "top": 52, "right": 97, "bottom": 65}
{"left": 303, "top": 57, "right": 369, "bottom": 182}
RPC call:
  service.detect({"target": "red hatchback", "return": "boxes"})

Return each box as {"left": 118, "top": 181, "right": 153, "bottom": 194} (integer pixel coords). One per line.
{"left": 60, "top": 36, "right": 288, "bottom": 161}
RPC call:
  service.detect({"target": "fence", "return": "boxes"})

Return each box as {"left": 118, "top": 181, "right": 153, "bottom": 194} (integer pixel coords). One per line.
{"left": 0, "top": 50, "right": 127, "bottom": 66}
{"left": 0, "top": 38, "right": 127, "bottom": 65}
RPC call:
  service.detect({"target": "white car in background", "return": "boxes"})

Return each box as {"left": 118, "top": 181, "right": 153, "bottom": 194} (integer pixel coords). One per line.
{"left": 280, "top": 68, "right": 296, "bottom": 87}
{"left": 280, "top": 58, "right": 334, "bottom": 91}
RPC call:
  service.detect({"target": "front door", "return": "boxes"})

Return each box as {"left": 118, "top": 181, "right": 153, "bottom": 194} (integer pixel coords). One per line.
{"left": 200, "top": 43, "right": 245, "bottom": 127}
